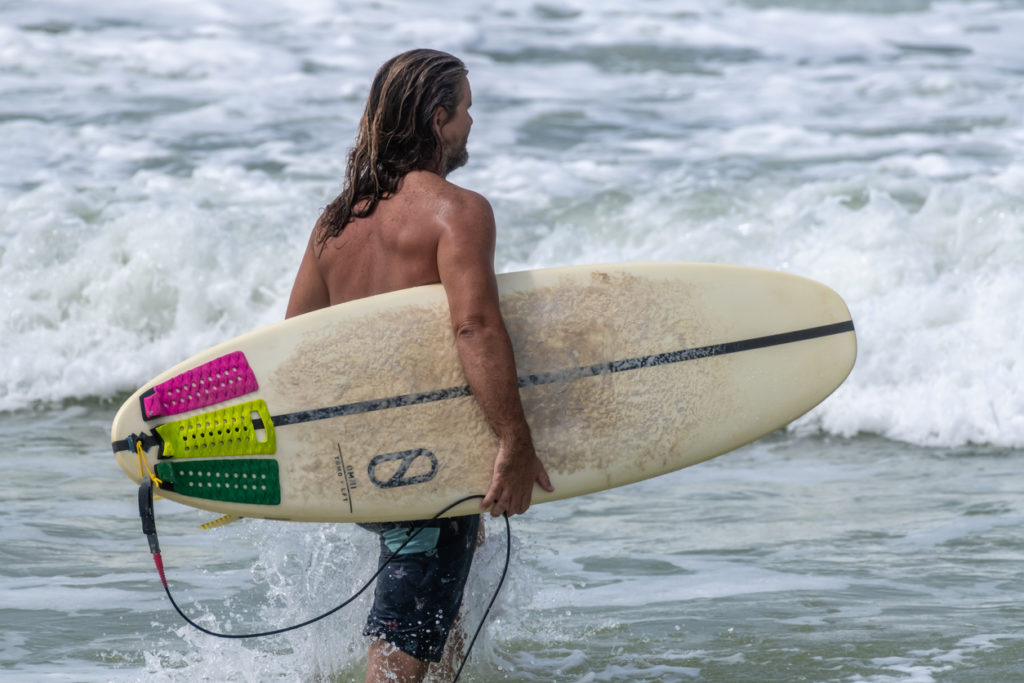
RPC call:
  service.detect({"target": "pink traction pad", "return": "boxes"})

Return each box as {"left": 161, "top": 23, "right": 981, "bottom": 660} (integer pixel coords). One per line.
{"left": 141, "top": 351, "right": 259, "bottom": 420}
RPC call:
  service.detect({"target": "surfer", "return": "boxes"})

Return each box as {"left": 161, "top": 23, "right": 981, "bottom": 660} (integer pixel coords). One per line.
{"left": 286, "top": 49, "right": 553, "bottom": 683}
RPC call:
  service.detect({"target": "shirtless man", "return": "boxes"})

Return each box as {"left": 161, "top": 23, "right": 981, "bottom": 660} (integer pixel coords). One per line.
{"left": 285, "top": 49, "right": 553, "bottom": 683}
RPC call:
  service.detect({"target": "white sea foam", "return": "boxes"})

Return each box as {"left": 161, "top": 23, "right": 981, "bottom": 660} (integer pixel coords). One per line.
{"left": 2, "top": 0, "right": 1022, "bottom": 453}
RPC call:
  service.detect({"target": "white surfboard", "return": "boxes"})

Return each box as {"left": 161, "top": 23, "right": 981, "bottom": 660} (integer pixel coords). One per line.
{"left": 111, "top": 262, "right": 856, "bottom": 523}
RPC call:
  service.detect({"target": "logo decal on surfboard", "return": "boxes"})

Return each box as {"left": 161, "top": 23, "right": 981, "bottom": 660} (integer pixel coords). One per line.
{"left": 367, "top": 449, "right": 439, "bottom": 489}
{"left": 334, "top": 444, "right": 358, "bottom": 513}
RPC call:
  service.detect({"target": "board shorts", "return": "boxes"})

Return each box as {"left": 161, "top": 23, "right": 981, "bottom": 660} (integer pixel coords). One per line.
{"left": 360, "top": 514, "right": 480, "bottom": 662}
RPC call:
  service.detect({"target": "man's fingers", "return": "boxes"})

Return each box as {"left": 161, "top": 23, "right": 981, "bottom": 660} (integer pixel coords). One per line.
{"left": 481, "top": 485, "right": 507, "bottom": 516}
{"left": 511, "top": 488, "right": 534, "bottom": 516}
{"left": 482, "top": 457, "right": 551, "bottom": 517}
{"left": 481, "top": 485, "right": 497, "bottom": 511}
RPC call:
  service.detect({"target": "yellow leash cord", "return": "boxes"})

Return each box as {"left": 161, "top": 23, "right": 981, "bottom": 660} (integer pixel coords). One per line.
{"left": 136, "top": 439, "right": 163, "bottom": 495}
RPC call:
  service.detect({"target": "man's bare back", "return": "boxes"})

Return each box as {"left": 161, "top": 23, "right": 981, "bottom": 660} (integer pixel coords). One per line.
{"left": 287, "top": 171, "right": 485, "bottom": 309}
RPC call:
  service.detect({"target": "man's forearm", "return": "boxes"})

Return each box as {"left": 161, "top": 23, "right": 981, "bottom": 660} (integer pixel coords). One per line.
{"left": 453, "top": 317, "right": 532, "bottom": 444}
{"left": 454, "top": 311, "right": 553, "bottom": 516}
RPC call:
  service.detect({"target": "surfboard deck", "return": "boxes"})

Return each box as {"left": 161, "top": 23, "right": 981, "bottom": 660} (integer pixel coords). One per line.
{"left": 111, "top": 262, "right": 856, "bottom": 523}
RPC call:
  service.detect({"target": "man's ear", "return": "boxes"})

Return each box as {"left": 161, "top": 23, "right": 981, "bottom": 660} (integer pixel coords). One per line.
{"left": 432, "top": 106, "right": 449, "bottom": 137}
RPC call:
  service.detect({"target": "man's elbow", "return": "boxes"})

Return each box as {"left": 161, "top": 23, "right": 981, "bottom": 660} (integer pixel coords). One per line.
{"left": 453, "top": 313, "right": 508, "bottom": 344}
{"left": 454, "top": 316, "right": 488, "bottom": 341}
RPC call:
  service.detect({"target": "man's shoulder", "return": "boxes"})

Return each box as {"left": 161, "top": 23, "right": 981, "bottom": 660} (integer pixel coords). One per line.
{"left": 446, "top": 184, "right": 492, "bottom": 219}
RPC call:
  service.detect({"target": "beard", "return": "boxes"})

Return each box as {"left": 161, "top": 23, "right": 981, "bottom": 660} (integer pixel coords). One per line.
{"left": 441, "top": 139, "right": 469, "bottom": 177}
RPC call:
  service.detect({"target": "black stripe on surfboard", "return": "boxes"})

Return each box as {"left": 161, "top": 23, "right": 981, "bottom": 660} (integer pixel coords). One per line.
{"left": 268, "top": 320, "right": 854, "bottom": 428}
{"left": 111, "top": 320, "right": 854, "bottom": 452}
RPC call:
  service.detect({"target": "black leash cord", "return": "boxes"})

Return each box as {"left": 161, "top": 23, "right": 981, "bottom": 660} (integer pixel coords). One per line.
{"left": 139, "top": 480, "right": 510, "bottom": 680}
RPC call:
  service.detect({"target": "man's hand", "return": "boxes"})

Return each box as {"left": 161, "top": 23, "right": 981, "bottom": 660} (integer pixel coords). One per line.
{"left": 481, "top": 434, "right": 554, "bottom": 517}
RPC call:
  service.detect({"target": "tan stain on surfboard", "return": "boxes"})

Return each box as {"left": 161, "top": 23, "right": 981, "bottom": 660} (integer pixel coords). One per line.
{"left": 500, "top": 272, "right": 724, "bottom": 476}
{"left": 273, "top": 296, "right": 460, "bottom": 410}
{"left": 274, "top": 271, "right": 725, "bottom": 488}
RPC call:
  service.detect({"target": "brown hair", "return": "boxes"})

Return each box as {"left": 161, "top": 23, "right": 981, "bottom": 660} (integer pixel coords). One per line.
{"left": 315, "top": 49, "right": 467, "bottom": 249}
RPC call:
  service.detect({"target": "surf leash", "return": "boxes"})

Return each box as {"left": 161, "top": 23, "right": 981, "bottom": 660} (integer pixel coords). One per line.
{"left": 138, "top": 479, "right": 509, "bottom": 681}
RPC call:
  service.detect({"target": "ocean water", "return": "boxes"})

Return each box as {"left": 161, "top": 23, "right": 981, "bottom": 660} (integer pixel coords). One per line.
{"left": 1, "top": 0, "right": 1022, "bottom": 681}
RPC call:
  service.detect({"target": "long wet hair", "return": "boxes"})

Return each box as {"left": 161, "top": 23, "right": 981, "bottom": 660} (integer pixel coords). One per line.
{"left": 315, "top": 49, "right": 468, "bottom": 250}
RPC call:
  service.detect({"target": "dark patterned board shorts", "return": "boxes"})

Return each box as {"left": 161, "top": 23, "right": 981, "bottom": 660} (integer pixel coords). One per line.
{"left": 360, "top": 514, "right": 480, "bottom": 662}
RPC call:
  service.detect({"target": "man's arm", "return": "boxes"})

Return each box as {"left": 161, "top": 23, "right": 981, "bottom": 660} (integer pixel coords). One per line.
{"left": 286, "top": 233, "right": 330, "bottom": 318}
{"left": 436, "top": 191, "right": 553, "bottom": 517}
